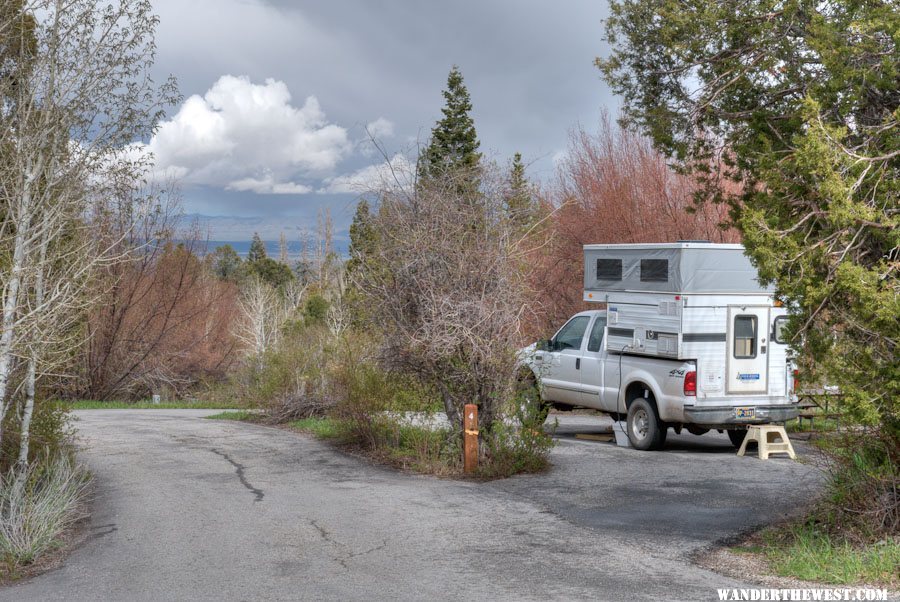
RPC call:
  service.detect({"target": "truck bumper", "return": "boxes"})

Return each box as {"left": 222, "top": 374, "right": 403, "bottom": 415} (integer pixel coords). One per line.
{"left": 682, "top": 405, "right": 799, "bottom": 425}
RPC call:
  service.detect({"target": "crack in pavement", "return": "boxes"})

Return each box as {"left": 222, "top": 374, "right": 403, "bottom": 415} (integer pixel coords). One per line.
{"left": 210, "top": 449, "right": 264, "bottom": 502}
{"left": 309, "top": 519, "right": 389, "bottom": 570}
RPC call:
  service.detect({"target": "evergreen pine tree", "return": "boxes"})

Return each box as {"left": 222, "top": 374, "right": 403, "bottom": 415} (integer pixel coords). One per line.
{"left": 506, "top": 152, "right": 538, "bottom": 232}
{"left": 347, "top": 199, "right": 377, "bottom": 274}
{"left": 419, "top": 66, "right": 481, "bottom": 184}
{"left": 247, "top": 233, "right": 267, "bottom": 263}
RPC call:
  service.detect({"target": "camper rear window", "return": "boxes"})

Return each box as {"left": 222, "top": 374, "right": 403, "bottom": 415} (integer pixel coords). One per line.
{"left": 734, "top": 315, "right": 757, "bottom": 358}
{"left": 772, "top": 316, "right": 789, "bottom": 344}
{"left": 596, "top": 259, "right": 622, "bottom": 281}
{"left": 640, "top": 259, "right": 668, "bottom": 282}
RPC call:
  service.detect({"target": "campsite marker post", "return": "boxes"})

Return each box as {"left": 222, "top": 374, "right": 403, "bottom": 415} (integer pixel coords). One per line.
{"left": 463, "top": 404, "right": 478, "bottom": 474}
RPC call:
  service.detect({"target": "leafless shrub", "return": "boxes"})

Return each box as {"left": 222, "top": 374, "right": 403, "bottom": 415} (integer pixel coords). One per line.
{"left": 82, "top": 202, "right": 241, "bottom": 401}
{"left": 235, "top": 277, "right": 293, "bottom": 365}
{"left": 356, "top": 162, "right": 531, "bottom": 431}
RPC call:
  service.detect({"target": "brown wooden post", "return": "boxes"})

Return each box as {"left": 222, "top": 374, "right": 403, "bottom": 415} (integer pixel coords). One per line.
{"left": 463, "top": 404, "right": 478, "bottom": 474}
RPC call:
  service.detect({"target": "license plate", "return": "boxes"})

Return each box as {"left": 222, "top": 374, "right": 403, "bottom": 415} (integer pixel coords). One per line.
{"left": 734, "top": 407, "right": 755, "bottom": 419}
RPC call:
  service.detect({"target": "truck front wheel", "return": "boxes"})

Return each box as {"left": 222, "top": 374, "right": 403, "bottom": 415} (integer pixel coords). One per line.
{"left": 627, "top": 398, "right": 665, "bottom": 451}
{"left": 516, "top": 372, "right": 549, "bottom": 428}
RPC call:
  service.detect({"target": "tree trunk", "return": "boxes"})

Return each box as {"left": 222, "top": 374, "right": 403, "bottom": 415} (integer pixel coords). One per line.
{"left": 0, "top": 157, "right": 39, "bottom": 450}
{"left": 18, "top": 219, "right": 49, "bottom": 469}
{"left": 18, "top": 354, "right": 36, "bottom": 468}
{"left": 438, "top": 382, "right": 461, "bottom": 431}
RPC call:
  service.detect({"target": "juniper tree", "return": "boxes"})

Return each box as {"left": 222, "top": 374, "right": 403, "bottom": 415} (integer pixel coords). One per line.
{"left": 598, "top": 0, "right": 899, "bottom": 442}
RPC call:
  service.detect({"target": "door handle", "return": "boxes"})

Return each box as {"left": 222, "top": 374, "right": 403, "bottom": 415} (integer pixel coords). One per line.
{"left": 576, "top": 358, "right": 580, "bottom": 370}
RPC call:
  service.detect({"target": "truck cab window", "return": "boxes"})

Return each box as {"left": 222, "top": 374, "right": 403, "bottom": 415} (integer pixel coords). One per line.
{"left": 553, "top": 316, "right": 590, "bottom": 350}
{"left": 734, "top": 315, "right": 757, "bottom": 358}
{"left": 587, "top": 318, "right": 607, "bottom": 352}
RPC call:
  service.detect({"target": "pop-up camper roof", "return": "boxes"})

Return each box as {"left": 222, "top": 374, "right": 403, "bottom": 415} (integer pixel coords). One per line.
{"left": 583, "top": 242, "right": 772, "bottom": 294}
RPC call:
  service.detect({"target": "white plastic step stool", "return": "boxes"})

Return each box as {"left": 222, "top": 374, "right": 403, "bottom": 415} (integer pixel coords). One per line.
{"left": 737, "top": 425, "right": 796, "bottom": 460}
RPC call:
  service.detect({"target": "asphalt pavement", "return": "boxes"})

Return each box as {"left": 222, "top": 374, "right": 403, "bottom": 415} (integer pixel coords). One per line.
{"left": 2, "top": 410, "right": 824, "bottom": 601}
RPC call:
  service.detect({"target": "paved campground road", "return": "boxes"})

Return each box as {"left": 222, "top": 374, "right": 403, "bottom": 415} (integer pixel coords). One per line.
{"left": 3, "top": 410, "right": 823, "bottom": 601}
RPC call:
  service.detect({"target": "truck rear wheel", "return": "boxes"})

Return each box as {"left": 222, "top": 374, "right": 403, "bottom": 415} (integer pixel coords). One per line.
{"left": 627, "top": 398, "right": 665, "bottom": 451}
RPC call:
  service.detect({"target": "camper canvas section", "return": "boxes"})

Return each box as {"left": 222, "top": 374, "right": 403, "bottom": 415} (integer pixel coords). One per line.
{"left": 583, "top": 242, "right": 772, "bottom": 296}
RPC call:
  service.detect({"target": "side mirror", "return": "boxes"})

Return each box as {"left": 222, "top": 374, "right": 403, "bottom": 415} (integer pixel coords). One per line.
{"left": 537, "top": 339, "right": 552, "bottom": 352}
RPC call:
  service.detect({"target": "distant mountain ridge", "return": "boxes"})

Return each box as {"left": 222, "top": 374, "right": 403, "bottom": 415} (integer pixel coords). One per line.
{"left": 179, "top": 214, "right": 314, "bottom": 240}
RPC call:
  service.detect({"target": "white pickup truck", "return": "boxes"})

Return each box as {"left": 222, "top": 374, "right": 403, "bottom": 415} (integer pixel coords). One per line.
{"left": 520, "top": 243, "right": 800, "bottom": 450}
{"left": 521, "top": 308, "right": 799, "bottom": 451}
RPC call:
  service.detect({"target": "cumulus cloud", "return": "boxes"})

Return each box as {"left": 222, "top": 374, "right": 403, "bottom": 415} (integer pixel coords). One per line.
{"left": 320, "top": 153, "right": 414, "bottom": 194}
{"left": 142, "top": 75, "right": 352, "bottom": 194}
{"left": 227, "top": 174, "right": 312, "bottom": 195}
{"left": 365, "top": 117, "right": 394, "bottom": 139}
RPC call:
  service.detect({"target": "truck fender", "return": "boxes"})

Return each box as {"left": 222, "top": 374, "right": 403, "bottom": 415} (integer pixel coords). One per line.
{"left": 617, "top": 372, "right": 679, "bottom": 422}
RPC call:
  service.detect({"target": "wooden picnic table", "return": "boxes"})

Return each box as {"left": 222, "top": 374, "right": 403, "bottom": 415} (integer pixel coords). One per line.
{"left": 795, "top": 388, "right": 843, "bottom": 431}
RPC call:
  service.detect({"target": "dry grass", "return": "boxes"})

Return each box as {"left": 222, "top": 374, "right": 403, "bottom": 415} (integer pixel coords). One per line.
{"left": 0, "top": 455, "right": 90, "bottom": 572}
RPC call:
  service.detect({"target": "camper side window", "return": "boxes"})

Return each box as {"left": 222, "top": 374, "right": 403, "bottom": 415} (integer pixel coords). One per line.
{"left": 772, "top": 316, "right": 789, "bottom": 344}
{"left": 596, "top": 259, "right": 622, "bottom": 281}
{"left": 640, "top": 259, "right": 668, "bottom": 282}
{"left": 734, "top": 315, "right": 757, "bottom": 358}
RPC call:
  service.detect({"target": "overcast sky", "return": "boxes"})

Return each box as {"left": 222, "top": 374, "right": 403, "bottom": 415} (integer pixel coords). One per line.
{"left": 145, "top": 0, "right": 615, "bottom": 241}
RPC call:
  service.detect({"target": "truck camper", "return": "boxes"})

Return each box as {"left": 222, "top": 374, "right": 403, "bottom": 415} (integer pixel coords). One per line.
{"left": 522, "top": 242, "right": 798, "bottom": 450}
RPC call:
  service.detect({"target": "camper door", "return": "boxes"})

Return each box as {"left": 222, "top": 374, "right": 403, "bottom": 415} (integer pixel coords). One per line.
{"left": 726, "top": 306, "right": 769, "bottom": 395}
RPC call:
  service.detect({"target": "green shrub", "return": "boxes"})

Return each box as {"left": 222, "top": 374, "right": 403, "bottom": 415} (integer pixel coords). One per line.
{"left": 303, "top": 294, "right": 329, "bottom": 325}
{"left": 0, "top": 403, "right": 75, "bottom": 473}
{"left": 288, "top": 417, "right": 344, "bottom": 439}
{"left": 330, "top": 335, "right": 439, "bottom": 446}
{"left": 241, "top": 323, "right": 334, "bottom": 422}
{"left": 467, "top": 382, "right": 556, "bottom": 479}
{"left": 818, "top": 428, "right": 898, "bottom": 541}
{"left": 477, "top": 419, "right": 555, "bottom": 479}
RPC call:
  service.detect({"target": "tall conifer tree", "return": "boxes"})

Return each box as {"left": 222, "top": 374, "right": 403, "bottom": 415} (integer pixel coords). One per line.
{"left": 419, "top": 66, "right": 481, "bottom": 186}
{"left": 506, "top": 152, "right": 538, "bottom": 232}
{"left": 247, "top": 233, "right": 267, "bottom": 263}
